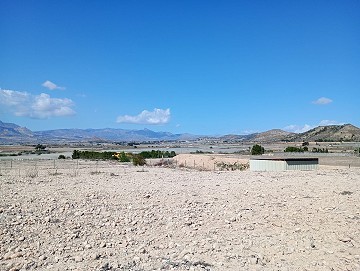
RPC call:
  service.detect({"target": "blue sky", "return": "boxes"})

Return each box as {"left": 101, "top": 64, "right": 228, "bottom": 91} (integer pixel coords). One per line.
{"left": 1, "top": 1, "right": 359, "bottom": 135}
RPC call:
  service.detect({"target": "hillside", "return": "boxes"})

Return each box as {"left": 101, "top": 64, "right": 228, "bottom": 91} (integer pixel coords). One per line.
{"left": 252, "top": 129, "right": 295, "bottom": 142}
{"left": 286, "top": 124, "right": 360, "bottom": 142}
{"left": 0, "top": 120, "right": 199, "bottom": 144}
{"left": 0, "top": 120, "right": 35, "bottom": 144}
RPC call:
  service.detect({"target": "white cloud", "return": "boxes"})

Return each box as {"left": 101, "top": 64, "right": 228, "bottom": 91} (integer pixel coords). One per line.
{"left": 318, "top": 120, "right": 344, "bottom": 126}
{"left": 283, "top": 124, "right": 313, "bottom": 133}
{"left": 0, "top": 89, "right": 75, "bottom": 118}
{"left": 117, "top": 108, "right": 171, "bottom": 125}
{"left": 312, "top": 97, "right": 332, "bottom": 105}
{"left": 241, "top": 130, "right": 258, "bottom": 135}
{"left": 42, "top": 80, "right": 65, "bottom": 90}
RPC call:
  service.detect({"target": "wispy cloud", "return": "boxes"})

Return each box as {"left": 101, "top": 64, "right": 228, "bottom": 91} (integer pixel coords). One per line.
{"left": 318, "top": 120, "right": 344, "bottom": 126}
{"left": 312, "top": 97, "right": 332, "bottom": 105}
{"left": 116, "top": 108, "right": 171, "bottom": 125}
{"left": 0, "top": 89, "right": 75, "bottom": 118}
{"left": 241, "top": 130, "right": 258, "bottom": 135}
{"left": 42, "top": 80, "right": 65, "bottom": 90}
{"left": 284, "top": 120, "right": 345, "bottom": 133}
{"left": 283, "top": 124, "right": 313, "bottom": 133}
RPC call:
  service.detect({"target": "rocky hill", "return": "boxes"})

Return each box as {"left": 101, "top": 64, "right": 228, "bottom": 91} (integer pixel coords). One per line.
{"left": 286, "top": 124, "right": 360, "bottom": 142}
{"left": 252, "top": 129, "right": 295, "bottom": 142}
{"left": 0, "top": 120, "right": 35, "bottom": 144}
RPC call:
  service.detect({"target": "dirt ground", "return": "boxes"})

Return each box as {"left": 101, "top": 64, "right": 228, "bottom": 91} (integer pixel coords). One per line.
{"left": 0, "top": 158, "right": 359, "bottom": 271}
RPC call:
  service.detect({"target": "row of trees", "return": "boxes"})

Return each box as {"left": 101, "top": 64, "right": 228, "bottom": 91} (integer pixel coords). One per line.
{"left": 284, "top": 146, "right": 308, "bottom": 152}
{"left": 71, "top": 150, "right": 177, "bottom": 166}
{"left": 251, "top": 144, "right": 332, "bottom": 154}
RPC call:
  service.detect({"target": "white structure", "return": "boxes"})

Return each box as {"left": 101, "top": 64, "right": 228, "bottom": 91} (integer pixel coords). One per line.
{"left": 250, "top": 158, "right": 319, "bottom": 171}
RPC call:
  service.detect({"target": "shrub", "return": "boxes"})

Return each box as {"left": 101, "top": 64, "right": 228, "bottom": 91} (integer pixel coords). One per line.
{"left": 58, "top": 154, "right": 66, "bottom": 159}
{"left": 312, "top": 148, "right": 328, "bottom": 153}
{"left": 251, "top": 144, "right": 265, "bottom": 155}
{"left": 154, "top": 159, "right": 174, "bottom": 167}
{"left": 132, "top": 154, "right": 146, "bottom": 166}
{"left": 285, "top": 146, "right": 305, "bottom": 152}
{"left": 302, "top": 142, "right": 309, "bottom": 146}
{"left": 216, "top": 162, "right": 249, "bottom": 171}
{"left": 118, "top": 152, "right": 131, "bottom": 162}
{"left": 138, "top": 150, "right": 176, "bottom": 159}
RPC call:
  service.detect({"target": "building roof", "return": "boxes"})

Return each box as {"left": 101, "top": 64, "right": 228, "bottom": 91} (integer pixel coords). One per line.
{"left": 250, "top": 157, "right": 318, "bottom": 162}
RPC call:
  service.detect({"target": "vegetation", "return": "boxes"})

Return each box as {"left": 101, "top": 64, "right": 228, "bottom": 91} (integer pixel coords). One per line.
{"left": 312, "top": 148, "right": 328, "bottom": 153}
{"left": 216, "top": 161, "right": 249, "bottom": 171}
{"left": 115, "top": 151, "right": 131, "bottom": 162}
{"left": 0, "top": 153, "right": 22, "bottom": 157}
{"left": 72, "top": 150, "right": 117, "bottom": 160}
{"left": 132, "top": 154, "right": 146, "bottom": 166}
{"left": 71, "top": 149, "right": 176, "bottom": 166}
{"left": 191, "top": 150, "right": 212, "bottom": 154}
{"left": 138, "top": 150, "right": 176, "bottom": 159}
{"left": 302, "top": 142, "right": 309, "bottom": 146}
{"left": 35, "top": 144, "right": 47, "bottom": 151}
{"left": 284, "top": 146, "right": 307, "bottom": 152}
{"left": 58, "top": 154, "right": 66, "bottom": 159}
{"left": 251, "top": 144, "right": 265, "bottom": 155}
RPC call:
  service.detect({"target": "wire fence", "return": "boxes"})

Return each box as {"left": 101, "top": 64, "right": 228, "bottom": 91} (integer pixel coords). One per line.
{"left": 0, "top": 157, "right": 250, "bottom": 178}
{"left": 0, "top": 159, "right": 134, "bottom": 178}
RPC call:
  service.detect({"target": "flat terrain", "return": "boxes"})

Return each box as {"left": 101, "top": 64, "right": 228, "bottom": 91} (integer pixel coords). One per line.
{"left": 1, "top": 159, "right": 359, "bottom": 271}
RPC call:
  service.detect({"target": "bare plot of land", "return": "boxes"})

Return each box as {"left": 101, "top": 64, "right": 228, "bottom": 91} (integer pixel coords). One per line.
{"left": 0, "top": 159, "right": 359, "bottom": 270}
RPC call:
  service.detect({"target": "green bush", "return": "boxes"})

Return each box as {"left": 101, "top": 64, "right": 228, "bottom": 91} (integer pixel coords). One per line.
{"left": 118, "top": 152, "right": 131, "bottom": 162}
{"left": 251, "top": 144, "right": 265, "bottom": 155}
{"left": 312, "top": 148, "right": 328, "bottom": 153}
{"left": 58, "top": 154, "right": 66, "bottom": 159}
{"left": 284, "top": 146, "right": 305, "bottom": 152}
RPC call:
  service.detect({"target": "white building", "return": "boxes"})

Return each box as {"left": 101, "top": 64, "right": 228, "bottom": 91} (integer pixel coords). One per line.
{"left": 250, "top": 157, "right": 319, "bottom": 171}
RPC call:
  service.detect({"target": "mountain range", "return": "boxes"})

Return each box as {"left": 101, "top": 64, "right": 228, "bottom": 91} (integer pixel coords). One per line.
{"left": 0, "top": 120, "right": 359, "bottom": 144}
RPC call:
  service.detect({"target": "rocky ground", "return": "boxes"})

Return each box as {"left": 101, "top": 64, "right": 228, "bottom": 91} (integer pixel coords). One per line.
{"left": 0, "top": 159, "right": 359, "bottom": 270}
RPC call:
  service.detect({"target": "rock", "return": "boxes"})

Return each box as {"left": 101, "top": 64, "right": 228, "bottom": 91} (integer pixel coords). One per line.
{"left": 74, "top": 255, "right": 83, "bottom": 262}
{"left": 39, "top": 255, "right": 47, "bottom": 261}
{"left": 92, "top": 253, "right": 101, "bottom": 260}
{"left": 100, "top": 242, "right": 106, "bottom": 248}
{"left": 339, "top": 237, "right": 351, "bottom": 243}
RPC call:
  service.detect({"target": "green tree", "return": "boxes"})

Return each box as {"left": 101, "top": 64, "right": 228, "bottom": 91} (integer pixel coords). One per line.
{"left": 302, "top": 142, "right": 309, "bottom": 146}
{"left": 35, "top": 144, "right": 46, "bottom": 151}
{"left": 251, "top": 144, "right": 265, "bottom": 155}
{"left": 72, "top": 150, "right": 80, "bottom": 159}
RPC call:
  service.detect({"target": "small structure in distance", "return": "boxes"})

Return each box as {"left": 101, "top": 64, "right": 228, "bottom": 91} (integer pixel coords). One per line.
{"left": 250, "top": 157, "right": 319, "bottom": 171}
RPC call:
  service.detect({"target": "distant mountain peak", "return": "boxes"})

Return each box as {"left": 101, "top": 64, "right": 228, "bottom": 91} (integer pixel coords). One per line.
{"left": 0, "top": 120, "right": 359, "bottom": 144}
